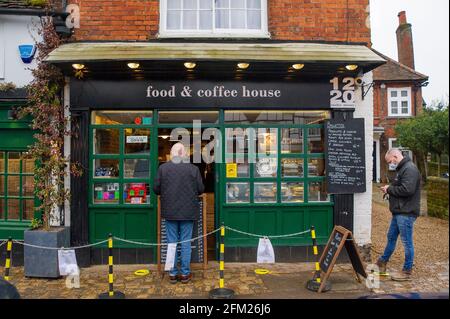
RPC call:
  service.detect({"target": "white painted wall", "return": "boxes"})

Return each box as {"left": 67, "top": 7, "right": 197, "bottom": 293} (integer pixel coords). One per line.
{"left": 0, "top": 15, "right": 41, "bottom": 86}
{"left": 353, "top": 71, "right": 374, "bottom": 246}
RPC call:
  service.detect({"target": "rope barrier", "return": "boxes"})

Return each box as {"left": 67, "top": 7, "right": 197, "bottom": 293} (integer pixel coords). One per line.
{"left": 225, "top": 226, "right": 311, "bottom": 238}
{"left": 113, "top": 228, "right": 221, "bottom": 246}
{"left": 12, "top": 239, "right": 109, "bottom": 251}
{"left": 4, "top": 227, "right": 313, "bottom": 251}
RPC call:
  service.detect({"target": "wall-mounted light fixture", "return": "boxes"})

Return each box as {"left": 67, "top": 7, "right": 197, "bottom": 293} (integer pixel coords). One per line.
{"left": 237, "top": 63, "right": 250, "bottom": 69}
{"left": 72, "top": 63, "right": 85, "bottom": 70}
{"left": 292, "top": 63, "right": 305, "bottom": 70}
{"left": 127, "top": 62, "right": 140, "bottom": 69}
{"left": 184, "top": 62, "right": 196, "bottom": 69}
{"left": 345, "top": 64, "right": 358, "bottom": 71}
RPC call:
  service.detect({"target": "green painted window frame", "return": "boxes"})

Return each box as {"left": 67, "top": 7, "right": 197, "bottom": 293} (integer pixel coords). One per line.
{"left": 0, "top": 151, "right": 37, "bottom": 222}
{"left": 89, "top": 124, "right": 154, "bottom": 208}
{"left": 222, "top": 124, "right": 332, "bottom": 206}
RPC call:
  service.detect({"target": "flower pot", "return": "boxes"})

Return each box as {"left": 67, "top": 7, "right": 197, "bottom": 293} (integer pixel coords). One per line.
{"left": 24, "top": 227, "right": 70, "bottom": 278}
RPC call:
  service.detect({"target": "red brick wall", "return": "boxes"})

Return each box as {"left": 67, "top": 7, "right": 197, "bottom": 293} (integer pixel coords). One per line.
{"left": 67, "top": 0, "right": 371, "bottom": 43}
{"left": 374, "top": 82, "right": 424, "bottom": 182}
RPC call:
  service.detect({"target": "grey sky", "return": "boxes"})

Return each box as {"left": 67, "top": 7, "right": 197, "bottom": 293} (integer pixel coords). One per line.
{"left": 370, "top": 0, "right": 449, "bottom": 104}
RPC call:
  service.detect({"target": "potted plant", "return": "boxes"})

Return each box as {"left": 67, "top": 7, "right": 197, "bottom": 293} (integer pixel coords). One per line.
{"left": 19, "top": 18, "right": 81, "bottom": 278}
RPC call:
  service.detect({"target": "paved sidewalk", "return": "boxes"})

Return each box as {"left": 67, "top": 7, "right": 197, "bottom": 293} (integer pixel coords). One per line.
{"left": 1, "top": 260, "right": 447, "bottom": 299}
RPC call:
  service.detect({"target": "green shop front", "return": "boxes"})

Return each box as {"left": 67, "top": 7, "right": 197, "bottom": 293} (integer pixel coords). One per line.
{"left": 46, "top": 42, "right": 384, "bottom": 265}
{"left": 0, "top": 89, "right": 39, "bottom": 242}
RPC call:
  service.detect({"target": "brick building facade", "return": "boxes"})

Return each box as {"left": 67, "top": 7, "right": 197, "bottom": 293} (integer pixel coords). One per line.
{"left": 67, "top": 0, "right": 371, "bottom": 43}
{"left": 371, "top": 11, "right": 428, "bottom": 183}
{"left": 2, "top": 0, "right": 386, "bottom": 265}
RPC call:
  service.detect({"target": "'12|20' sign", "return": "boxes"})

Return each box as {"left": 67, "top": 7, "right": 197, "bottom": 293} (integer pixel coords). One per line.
{"left": 329, "top": 77, "right": 362, "bottom": 108}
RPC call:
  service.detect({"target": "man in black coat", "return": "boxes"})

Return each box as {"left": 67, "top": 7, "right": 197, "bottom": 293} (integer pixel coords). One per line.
{"left": 153, "top": 143, "right": 204, "bottom": 284}
{"left": 377, "top": 149, "right": 421, "bottom": 281}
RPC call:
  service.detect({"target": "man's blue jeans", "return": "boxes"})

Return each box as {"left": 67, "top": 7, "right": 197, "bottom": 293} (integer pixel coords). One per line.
{"left": 379, "top": 214, "right": 417, "bottom": 271}
{"left": 165, "top": 220, "right": 194, "bottom": 277}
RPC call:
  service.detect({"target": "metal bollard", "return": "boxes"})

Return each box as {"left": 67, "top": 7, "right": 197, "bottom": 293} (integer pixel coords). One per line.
{"left": 99, "top": 234, "right": 125, "bottom": 299}
{"left": 4, "top": 238, "right": 12, "bottom": 281}
{"left": 209, "top": 224, "right": 234, "bottom": 299}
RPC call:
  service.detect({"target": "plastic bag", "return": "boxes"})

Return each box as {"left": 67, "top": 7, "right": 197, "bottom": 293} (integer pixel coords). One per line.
{"left": 257, "top": 237, "right": 275, "bottom": 263}
{"left": 58, "top": 249, "right": 79, "bottom": 276}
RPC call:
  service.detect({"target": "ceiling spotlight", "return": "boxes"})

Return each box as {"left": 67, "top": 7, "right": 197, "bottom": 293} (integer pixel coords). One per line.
{"left": 127, "top": 62, "right": 140, "bottom": 69}
{"left": 345, "top": 64, "right": 358, "bottom": 71}
{"left": 72, "top": 63, "right": 85, "bottom": 70}
{"left": 184, "top": 62, "right": 196, "bottom": 69}
{"left": 237, "top": 63, "right": 250, "bottom": 69}
{"left": 292, "top": 63, "right": 304, "bottom": 70}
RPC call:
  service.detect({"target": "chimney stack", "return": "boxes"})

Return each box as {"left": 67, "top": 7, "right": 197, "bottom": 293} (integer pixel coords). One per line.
{"left": 396, "top": 11, "right": 415, "bottom": 69}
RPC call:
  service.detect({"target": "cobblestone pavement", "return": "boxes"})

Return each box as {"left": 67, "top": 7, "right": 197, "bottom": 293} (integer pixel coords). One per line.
{"left": 0, "top": 260, "right": 447, "bottom": 299}
{"left": 0, "top": 263, "right": 364, "bottom": 299}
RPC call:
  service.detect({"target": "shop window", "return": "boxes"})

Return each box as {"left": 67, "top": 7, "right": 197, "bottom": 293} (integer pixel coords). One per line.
{"left": 92, "top": 111, "right": 153, "bottom": 125}
{"left": 254, "top": 182, "right": 277, "bottom": 203}
{"left": 308, "top": 181, "right": 330, "bottom": 202}
{"left": 308, "top": 158, "right": 325, "bottom": 177}
{"left": 93, "top": 183, "right": 120, "bottom": 204}
{"left": 160, "top": 0, "right": 269, "bottom": 38}
{"left": 124, "top": 183, "right": 150, "bottom": 204}
{"left": 93, "top": 128, "right": 120, "bottom": 154}
{"left": 226, "top": 182, "right": 249, "bottom": 203}
{"left": 225, "top": 123, "right": 329, "bottom": 205}
{"left": 0, "top": 151, "right": 36, "bottom": 221}
{"left": 158, "top": 111, "right": 219, "bottom": 124}
{"left": 124, "top": 128, "right": 151, "bottom": 155}
{"left": 124, "top": 159, "right": 150, "bottom": 178}
{"left": 388, "top": 88, "right": 411, "bottom": 117}
{"left": 307, "top": 128, "right": 325, "bottom": 153}
{"left": 281, "top": 128, "right": 303, "bottom": 154}
{"left": 225, "top": 110, "right": 330, "bottom": 125}
{"left": 90, "top": 112, "right": 152, "bottom": 206}
{"left": 281, "top": 182, "right": 304, "bottom": 203}
{"left": 281, "top": 158, "right": 303, "bottom": 178}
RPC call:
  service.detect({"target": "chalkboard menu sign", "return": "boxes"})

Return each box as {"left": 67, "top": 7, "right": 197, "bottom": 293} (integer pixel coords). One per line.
{"left": 325, "top": 118, "right": 366, "bottom": 194}
{"left": 320, "top": 229, "right": 344, "bottom": 274}
{"left": 317, "top": 226, "right": 367, "bottom": 293}
{"left": 157, "top": 195, "right": 207, "bottom": 276}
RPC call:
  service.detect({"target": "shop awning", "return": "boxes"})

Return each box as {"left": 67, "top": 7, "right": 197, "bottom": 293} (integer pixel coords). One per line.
{"left": 45, "top": 42, "right": 385, "bottom": 79}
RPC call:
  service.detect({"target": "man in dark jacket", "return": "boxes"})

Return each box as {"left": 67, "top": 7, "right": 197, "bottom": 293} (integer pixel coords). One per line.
{"left": 153, "top": 143, "right": 204, "bottom": 284}
{"left": 377, "top": 149, "right": 421, "bottom": 281}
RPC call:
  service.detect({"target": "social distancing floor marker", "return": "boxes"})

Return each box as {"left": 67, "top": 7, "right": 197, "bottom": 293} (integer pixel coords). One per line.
{"left": 134, "top": 269, "right": 150, "bottom": 276}
{"left": 254, "top": 269, "right": 271, "bottom": 275}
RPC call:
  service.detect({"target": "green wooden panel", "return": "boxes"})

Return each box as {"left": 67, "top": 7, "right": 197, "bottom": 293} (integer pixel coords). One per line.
{"left": 89, "top": 208, "right": 156, "bottom": 248}
{"left": 91, "top": 210, "right": 121, "bottom": 243}
{"left": 222, "top": 205, "right": 333, "bottom": 247}
{"left": 309, "top": 207, "right": 334, "bottom": 244}
{"left": 124, "top": 211, "right": 153, "bottom": 241}
{"left": 0, "top": 221, "right": 31, "bottom": 240}
{"left": 253, "top": 210, "right": 277, "bottom": 236}
{"left": 0, "top": 130, "right": 35, "bottom": 150}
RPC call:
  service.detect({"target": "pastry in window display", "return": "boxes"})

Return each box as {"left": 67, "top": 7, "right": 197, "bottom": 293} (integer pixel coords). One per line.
{"left": 281, "top": 159, "right": 303, "bottom": 177}
{"left": 227, "top": 184, "right": 249, "bottom": 203}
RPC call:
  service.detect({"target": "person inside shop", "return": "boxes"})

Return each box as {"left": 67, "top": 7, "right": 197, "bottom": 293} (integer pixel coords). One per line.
{"left": 377, "top": 148, "right": 421, "bottom": 281}
{"left": 153, "top": 143, "right": 204, "bottom": 284}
